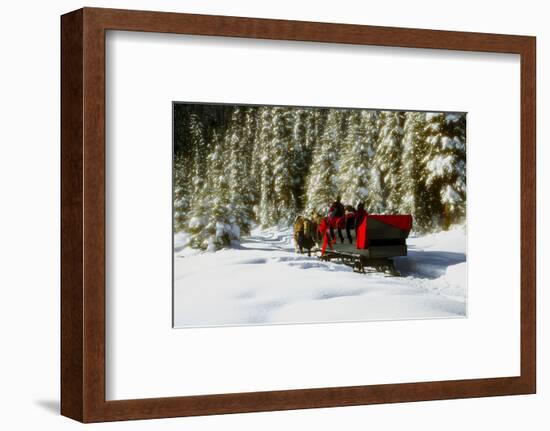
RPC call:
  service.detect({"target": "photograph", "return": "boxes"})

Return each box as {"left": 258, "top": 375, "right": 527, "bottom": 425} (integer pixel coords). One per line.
{"left": 172, "top": 103, "right": 467, "bottom": 327}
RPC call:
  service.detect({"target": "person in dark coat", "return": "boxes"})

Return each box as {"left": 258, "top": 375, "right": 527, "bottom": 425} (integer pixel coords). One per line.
{"left": 331, "top": 196, "right": 345, "bottom": 218}
{"left": 328, "top": 196, "right": 345, "bottom": 243}
{"left": 344, "top": 205, "right": 356, "bottom": 244}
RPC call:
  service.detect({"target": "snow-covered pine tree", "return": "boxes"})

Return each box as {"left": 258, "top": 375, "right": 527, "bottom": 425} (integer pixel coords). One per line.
{"left": 226, "top": 107, "right": 254, "bottom": 236}
{"left": 179, "top": 112, "right": 212, "bottom": 238}
{"left": 372, "top": 111, "right": 404, "bottom": 213}
{"left": 242, "top": 106, "right": 259, "bottom": 216}
{"left": 363, "top": 112, "right": 384, "bottom": 213}
{"left": 257, "top": 107, "right": 277, "bottom": 227}
{"left": 289, "top": 108, "right": 312, "bottom": 214}
{"left": 203, "top": 130, "right": 241, "bottom": 250}
{"left": 173, "top": 107, "right": 192, "bottom": 232}
{"left": 304, "top": 108, "right": 321, "bottom": 152}
{"left": 250, "top": 108, "right": 264, "bottom": 211}
{"left": 339, "top": 110, "right": 376, "bottom": 207}
{"left": 423, "top": 112, "right": 467, "bottom": 229}
{"left": 399, "top": 111, "right": 430, "bottom": 231}
{"left": 173, "top": 153, "right": 190, "bottom": 232}
{"left": 188, "top": 113, "right": 208, "bottom": 198}
{"left": 304, "top": 109, "right": 343, "bottom": 216}
{"left": 173, "top": 112, "right": 194, "bottom": 232}
{"left": 186, "top": 127, "right": 218, "bottom": 249}
{"left": 270, "top": 107, "right": 295, "bottom": 224}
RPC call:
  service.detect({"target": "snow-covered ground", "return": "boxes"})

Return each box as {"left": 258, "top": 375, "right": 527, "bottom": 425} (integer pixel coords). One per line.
{"left": 173, "top": 226, "right": 467, "bottom": 328}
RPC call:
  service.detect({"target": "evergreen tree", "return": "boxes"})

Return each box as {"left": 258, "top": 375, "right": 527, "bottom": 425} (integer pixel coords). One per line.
{"left": 242, "top": 107, "right": 259, "bottom": 213}
{"left": 372, "top": 111, "right": 404, "bottom": 213}
{"left": 188, "top": 113, "right": 208, "bottom": 198}
{"left": 339, "top": 110, "right": 376, "bottom": 207}
{"left": 227, "top": 107, "right": 254, "bottom": 235}
{"left": 257, "top": 107, "right": 277, "bottom": 226}
{"left": 271, "top": 107, "right": 295, "bottom": 224}
{"left": 250, "top": 108, "right": 264, "bottom": 209}
{"left": 423, "top": 112, "right": 467, "bottom": 229}
{"left": 186, "top": 129, "right": 219, "bottom": 249}
{"left": 180, "top": 113, "right": 211, "bottom": 241}
{"left": 204, "top": 131, "right": 240, "bottom": 250}
{"left": 173, "top": 154, "right": 190, "bottom": 231}
{"left": 173, "top": 112, "right": 194, "bottom": 232}
{"left": 304, "top": 109, "right": 322, "bottom": 152}
{"left": 290, "top": 108, "right": 312, "bottom": 213}
{"left": 362, "top": 113, "right": 385, "bottom": 213}
{"left": 399, "top": 112, "right": 430, "bottom": 230}
{"left": 304, "top": 109, "right": 342, "bottom": 215}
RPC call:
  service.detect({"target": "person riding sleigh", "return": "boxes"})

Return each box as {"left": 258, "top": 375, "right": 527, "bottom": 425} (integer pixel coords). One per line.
{"left": 328, "top": 196, "right": 345, "bottom": 243}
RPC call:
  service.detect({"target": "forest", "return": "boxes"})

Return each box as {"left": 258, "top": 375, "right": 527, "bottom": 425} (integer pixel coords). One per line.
{"left": 173, "top": 103, "right": 466, "bottom": 251}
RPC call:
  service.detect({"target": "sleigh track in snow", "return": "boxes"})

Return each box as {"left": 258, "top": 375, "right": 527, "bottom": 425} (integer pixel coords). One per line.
{"left": 294, "top": 247, "right": 401, "bottom": 277}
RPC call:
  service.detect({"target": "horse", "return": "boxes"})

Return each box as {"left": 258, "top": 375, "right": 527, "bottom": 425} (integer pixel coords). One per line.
{"left": 293, "top": 215, "right": 318, "bottom": 256}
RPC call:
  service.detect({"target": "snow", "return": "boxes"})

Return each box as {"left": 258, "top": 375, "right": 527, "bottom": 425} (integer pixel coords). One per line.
{"left": 445, "top": 113, "right": 461, "bottom": 124}
{"left": 425, "top": 113, "right": 436, "bottom": 121}
{"left": 174, "top": 232, "right": 201, "bottom": 258}
{"left": 426, "top": 154, "right": 454, "bottom": 179}
{"left": 173, "top": 225, "right": 467, "bottom": 328}
{"left": 188, "top": 216, "right": 206, "bottom": 229}
{"left": 441, "top": 184, "right": 461, "bottom": 206}
{"left": 441, "top": 136, "right": 464, "bottom": 150}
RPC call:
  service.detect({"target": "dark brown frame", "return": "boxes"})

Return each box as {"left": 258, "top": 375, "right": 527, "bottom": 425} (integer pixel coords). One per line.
{"left": 61, "top": 7, "right": 536, "bottom": 423}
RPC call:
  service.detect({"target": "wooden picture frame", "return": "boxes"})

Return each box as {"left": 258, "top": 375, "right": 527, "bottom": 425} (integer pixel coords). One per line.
{"left": 61, "top": 7, "right": 536, "bottom": 423}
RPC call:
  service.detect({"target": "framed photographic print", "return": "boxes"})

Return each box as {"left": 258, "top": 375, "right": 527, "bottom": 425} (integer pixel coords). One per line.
{"left": 61, "top": 7, "right": 536, "bottom": 422}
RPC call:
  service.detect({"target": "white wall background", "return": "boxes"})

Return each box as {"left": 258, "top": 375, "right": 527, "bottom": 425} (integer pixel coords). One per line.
{"left": 0, "top": 0, "right": 546, "bottom": 429}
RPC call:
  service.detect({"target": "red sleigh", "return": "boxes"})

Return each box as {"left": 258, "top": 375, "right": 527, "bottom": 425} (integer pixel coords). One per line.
{"left": 317, "top": 213, "right": 413, "bottom": 273}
